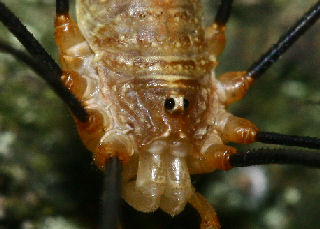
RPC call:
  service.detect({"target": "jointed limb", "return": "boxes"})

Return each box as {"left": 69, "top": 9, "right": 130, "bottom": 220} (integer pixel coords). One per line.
{"left": 205, "top": 0, "right": 233, "bottom": 57}
{"left": 216, "top": 71, "right": 254, "bottom": 106}
{"left": 189, "top": 192, "right": 221, "bottom": 229}
{"left": 220, "top": 114, "right": 258, "bottom": 144}
{"left": 213, "top": 109, "right": 258, "bottom": 144}
{"left": 55, "top": 4, "right": 95, "bottom": 101}
{"left": 0, "top": 1, "right": 88, "bottom": 121}
{"left": 188, "top": 130, "right": 236, "bottom": 174}
{"left": 188, "top": 143, "right": 236, "bottom": 174}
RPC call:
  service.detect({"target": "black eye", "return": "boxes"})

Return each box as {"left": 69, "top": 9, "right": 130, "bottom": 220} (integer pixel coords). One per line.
{"left": 165, "top": 98, "right": 175, "bottom": 110}
{"left": 184, "top": 98, "right": 189, "bottom": 110}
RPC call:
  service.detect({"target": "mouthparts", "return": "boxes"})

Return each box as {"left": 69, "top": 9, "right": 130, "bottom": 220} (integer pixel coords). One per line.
{"left": 125, "top": 140, "right": 193, "bottom": 216}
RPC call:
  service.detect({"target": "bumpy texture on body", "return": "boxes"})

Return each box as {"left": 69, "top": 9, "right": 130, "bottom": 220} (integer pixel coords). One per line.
{"left": 55, "top": 0, "right": 258, "bottom": 228}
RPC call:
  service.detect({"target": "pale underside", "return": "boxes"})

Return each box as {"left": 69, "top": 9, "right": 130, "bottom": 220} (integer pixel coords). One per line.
{"left": 55, "top": 0, "right": 257, "bottom": 222}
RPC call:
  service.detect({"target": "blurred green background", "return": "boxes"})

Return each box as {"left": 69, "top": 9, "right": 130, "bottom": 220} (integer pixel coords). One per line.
{"left": 0, "top": 0, "right": 320, "bottom": 228}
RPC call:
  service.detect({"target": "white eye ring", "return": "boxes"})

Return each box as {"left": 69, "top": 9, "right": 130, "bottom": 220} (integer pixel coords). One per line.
{"left": 165, "top": 95, "right": 187, "bottom": 112}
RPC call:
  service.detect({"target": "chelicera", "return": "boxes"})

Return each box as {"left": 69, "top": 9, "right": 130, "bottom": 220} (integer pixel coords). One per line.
{"left": 1, "top": 0, "right": 320, "bottom": 228}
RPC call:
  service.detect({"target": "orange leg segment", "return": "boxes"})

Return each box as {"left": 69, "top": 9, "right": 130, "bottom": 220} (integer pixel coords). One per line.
{"left": 205, "top": 23, "right": 226, "bottom": 57}
{"left": 55, "top": 12, "right": 132, "bottom": 169}
{"left": 216, "top": 71, "right": 254, "bottom": 107}
{"left": 189, "top": 192, "right": 221, "bottom": 229}
{"left": 221, "top": 115, "right": 258, "bottom": 144}
{"left": 55, "top": 12, "right": 93, "bottom": 101}
{"left": 55, "top": 14, "right": 91, "bottom": 58}
{"left": 188, "top": 144, "right": 237, "bottom": 174}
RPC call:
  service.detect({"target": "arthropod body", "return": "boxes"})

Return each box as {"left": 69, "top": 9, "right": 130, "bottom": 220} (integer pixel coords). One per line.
{"left": 55, "top": 0, "right": 257, "bottom": 223}
{"left": 2, "top": 0, "right": 320, "bottom": 228}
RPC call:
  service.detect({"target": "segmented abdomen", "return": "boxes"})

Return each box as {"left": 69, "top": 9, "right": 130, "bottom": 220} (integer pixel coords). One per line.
{"left": 76, "top": 0, "right": 216, "bottom": 77}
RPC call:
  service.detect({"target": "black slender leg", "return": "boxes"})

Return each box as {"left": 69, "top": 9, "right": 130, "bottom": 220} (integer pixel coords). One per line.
{"left": 55, "top": 2, "right": 122, "bottom": 228}
{"left": 0, "top": 3, "right": 60, "bottom": 80}
{"left": 100, "top": 158, "right": 122, "bottom": 229}
{"left": 257, "top": 131, "right": 320, "bottom": 150}
{"left": 0, "top": 40, "right": 46, "bottom": 76}
{"left": 246, "top": 1, "right": 320, "bottom": 79}
{"left": 56, "top": 0, "right": 69, "bottom": 14}
{"left": 0, "top": 2, "right": 88, "bottom": 122}
{"left": 215, "top": 0, "right": 233, "bottom": 26}
{"left": 241, "top": 1, "right": 320, "bottom": 154}
{"left": 229, "top": 148, "right": 320, "bottom": 168}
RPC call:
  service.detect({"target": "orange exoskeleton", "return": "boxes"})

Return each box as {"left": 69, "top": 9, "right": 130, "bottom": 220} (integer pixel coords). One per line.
{"left": 54, "top": 0, "right": 258, "bottom": 228}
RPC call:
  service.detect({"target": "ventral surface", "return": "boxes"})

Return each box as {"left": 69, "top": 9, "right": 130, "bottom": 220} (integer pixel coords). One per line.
{"left": 56, "top": 0, "right": 259, "bottom": 226}
{"left": 0, "top": 0, "right": 320, "bottom": 229}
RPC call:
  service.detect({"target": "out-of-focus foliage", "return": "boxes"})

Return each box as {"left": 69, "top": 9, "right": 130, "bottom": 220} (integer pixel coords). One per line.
{"left": 0, "top": 0, "right": 320, "bottom": 228}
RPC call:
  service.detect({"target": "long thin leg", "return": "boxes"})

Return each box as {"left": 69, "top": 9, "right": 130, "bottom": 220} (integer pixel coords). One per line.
{"left": 0, "top": 40, "right": 48, "bottom": 76}
{"left": 100, "top": 158, "right": 122, "bottom": 229}
{"left": 256, "top": 131, "right": 320, "bottom": 150}
{"left": 214, "top": 0, "right": 233, "bottom": 26}
{"left": 216, "top": 1, "right": 320, "bottom": 107}
{"left": 215, "top": 1, "right": 320, "bottom": 150}
{"left": 229, "top": 148, "right": 320, "bottom": 168}
{"left": 56, "top": 2, "right": 124, "bottom": 228}
{"left": 248, "top": 1, "right": 320, "bottom": 152}
{"left": 0, "top": 2, "right": 88, "bottom": 122}
{"left": 190, "top": 143, "right": 320, "bottom": 172}
{"left": 246, "top": 0, "right": 320, "bottom": 79}
{"left": 56, "top": 0, "right": 69, "bottom": 14}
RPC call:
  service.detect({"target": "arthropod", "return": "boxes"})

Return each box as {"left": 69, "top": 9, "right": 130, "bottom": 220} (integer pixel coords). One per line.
{"left": 1, "top": 0, "right": 320, "bottom": 228}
